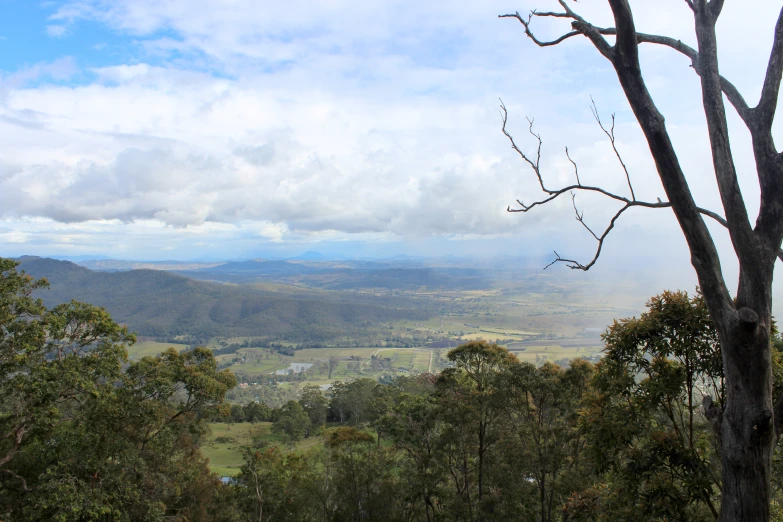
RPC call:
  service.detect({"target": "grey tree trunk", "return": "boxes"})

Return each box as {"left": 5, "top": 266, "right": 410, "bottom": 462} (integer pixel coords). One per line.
{"left": 501, "top": 0, "right": 783, "bottom": 519}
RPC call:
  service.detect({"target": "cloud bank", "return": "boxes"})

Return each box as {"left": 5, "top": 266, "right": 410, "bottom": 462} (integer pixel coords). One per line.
{"left": 0, "top": 0, "right": 778, "bottom": 262}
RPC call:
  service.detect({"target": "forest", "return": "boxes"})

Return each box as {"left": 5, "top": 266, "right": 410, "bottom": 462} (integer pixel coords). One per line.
{"left": 0, "top": 0, "right": 781, "bottom": 518}
{"left": 4, "top": 257, "right": 783, "bottom": 521}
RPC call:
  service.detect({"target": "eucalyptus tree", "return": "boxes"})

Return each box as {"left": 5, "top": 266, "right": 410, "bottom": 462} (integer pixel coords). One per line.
{"left": 577, "top": 291, "right": 721, "bottom": 520}
{"left": 1, "top": 259, "right": 237, "bottom": 520}
{"left": 437, "top": 341, "right": 517, "bottom": 517}
{"left": 501, "top": 360, "right": 594, "bottom": 522}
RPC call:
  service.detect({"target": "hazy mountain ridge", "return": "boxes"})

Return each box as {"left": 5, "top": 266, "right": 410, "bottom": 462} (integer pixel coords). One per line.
{"left": 15, "top": 257, "right": 433, "bottom": 341}
{"left": 174, "top": 259, "right": 490, "bottom": 290}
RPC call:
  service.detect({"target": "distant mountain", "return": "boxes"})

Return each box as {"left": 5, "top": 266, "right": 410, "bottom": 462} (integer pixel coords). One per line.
{"left": 288, "top": 251, "right": 327, "bottom": 261}
{"left": 78, "top": 259, "right": 222, "bottom": 272}
{"left": 181, "top": 260, "right": 324, "bottom": 280}
{"left": 51, "top": 255, "right": 113, "bottom": 262}
{"left": 14, "top": 257, "right": 432, "bottom": 342}
{"left": 176, "top": 259, "right": 490, "bottom": 290}
{"left": 302, "top": 267, "right": 487, "bottom": 291}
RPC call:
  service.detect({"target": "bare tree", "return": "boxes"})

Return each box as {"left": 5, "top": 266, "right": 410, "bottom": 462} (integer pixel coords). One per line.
{"left": 499, "top": 1, "right": 783, "bottom": 520}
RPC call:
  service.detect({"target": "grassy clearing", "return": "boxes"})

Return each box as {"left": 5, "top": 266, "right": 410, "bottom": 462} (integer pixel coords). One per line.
{"left": 226, "top": 348, "right": 382, "bottom": 378}
{"left": 410, "top": 350, "right": 432, "bottom": 371}
{"left": 226, "top": 359, "right": 289, "bottom": 375}
{"left": 127, "top": 341, "right": 187, "bottom": 360}
{"left": 293, "top": 348, "right": 381, "bottom": 360}
{"left": 510, "top": 345, "right": 603, "bottom": 365}
{"left": 224, "top": 346, "right": 438, "bottom": 383}
{"left": 375, "top": 349, "right": 414, "bottom": 367}
{"left": 202, "top": 422, "right": 259, "bottom": 476}
{"left": 203, "top": 422, "right": 343, "bottom": 476}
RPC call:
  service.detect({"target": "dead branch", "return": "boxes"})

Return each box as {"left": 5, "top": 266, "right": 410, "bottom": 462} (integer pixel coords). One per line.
{"left": 758, "top": 7, "right": 783, "bottom": 131}
{"left": 501, "top": 102, "right": 783, "bottom": 269}
{"left": 571, "top": 192, "right": 599, "bottom": 241}
{"left": 590, "top": 97, "right": 634, "bottom": 200}
{"left": 501, "top": 2, "right": 783, "bottom": 518}
{"left": 565, "top": 147, "right": 580, "bottom": 185}
{"left": 499, "top": 9, "right": 754, "bottom": 127}
{"left": 501, "top": 0, "right": 783, "bottom": 266}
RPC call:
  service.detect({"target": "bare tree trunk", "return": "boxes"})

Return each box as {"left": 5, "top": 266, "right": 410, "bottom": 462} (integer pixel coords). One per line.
{"left": 718, "top": 280, "right": 775, "bottom": 520}
{"left": 478, "top": 421, "right": 485, "bottom": 503}
{"left": 499, "top": 0, "right": 783, "bottom": 519}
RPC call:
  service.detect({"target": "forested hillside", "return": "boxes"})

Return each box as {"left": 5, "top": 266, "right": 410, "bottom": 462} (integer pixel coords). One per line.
{"left": 16, "top": 257, "right": 433, "bottom": 341}
{"left": 6, "top": 257, "right": 783, "bottom": 521}
{"left": 175, "top": 260, "right": 490, "bottom": 290}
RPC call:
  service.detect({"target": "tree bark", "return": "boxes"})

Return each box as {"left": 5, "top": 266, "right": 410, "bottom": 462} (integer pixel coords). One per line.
{"left": 501, "top": 1, "right": 783, "bottom": 519}
{"left": 718, "top": 303, "right": 774, "bottom": 521}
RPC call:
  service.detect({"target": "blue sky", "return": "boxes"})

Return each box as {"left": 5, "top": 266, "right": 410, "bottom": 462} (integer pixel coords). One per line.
{"left": 0, "top": 0, "right": 777, "bottom": 289}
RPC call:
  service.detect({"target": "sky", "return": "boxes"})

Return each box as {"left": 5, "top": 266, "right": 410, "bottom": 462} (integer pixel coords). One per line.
{"left": 0, "top": 0, "right": 779, "bottom": 287}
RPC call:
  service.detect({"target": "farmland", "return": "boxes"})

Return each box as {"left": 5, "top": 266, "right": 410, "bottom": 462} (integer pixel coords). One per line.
{"left": 126, "top": 341, "right": 188, "bottom": 360}
{"left": 203, "top": 422, "right": 326, "bottom": 476}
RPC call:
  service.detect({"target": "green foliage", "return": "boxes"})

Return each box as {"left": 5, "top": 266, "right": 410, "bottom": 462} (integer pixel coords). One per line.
{"left": 224, "top": 294, "right": 751, "bottom": 522}
{"left": 298, "top": 385, "right": 328, "bottom": 435}
{"left": 575, "top": 290, "right": 721, "bottom": 521}
{"left": 498, "top": 359, "right": 595, "bottom": 522}
{"left": 0, "top": 258, "right": 235, "bottom": 521}
{"left": 4, "top": 262, "right": 768, "bottom": 522}
{"left": 17, "top": 256, "right": 433, "bottom": 342}
{"left": 243, "top": 401, "right": 272, "bottom": 422}
{"left": 329, "top": 378, "right": 379, "bottom": 424}
{"left": 271, "top": 401, "right": 310, "bottom": 442}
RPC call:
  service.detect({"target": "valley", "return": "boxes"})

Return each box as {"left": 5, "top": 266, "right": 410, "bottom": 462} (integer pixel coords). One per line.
{"left": 17, "top": 255, "right": 652, "bottom": 403}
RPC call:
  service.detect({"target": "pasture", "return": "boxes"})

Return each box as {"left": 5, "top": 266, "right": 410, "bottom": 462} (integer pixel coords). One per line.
{"left": 203, "top": 422, "right": 346, "bottom": 476}
{"left": 127, "top": 341, "right": 188, "bottom": 360}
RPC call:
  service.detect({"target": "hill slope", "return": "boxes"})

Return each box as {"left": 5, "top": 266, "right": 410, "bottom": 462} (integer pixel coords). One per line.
{"left": 175, "top": 260, "right": 489, "bottom": 290}
{"left": 15, "top": 257, "right": 433, "bottom": 341}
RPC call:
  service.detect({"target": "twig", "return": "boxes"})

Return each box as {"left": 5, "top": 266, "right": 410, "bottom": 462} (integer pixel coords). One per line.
{"left": 565, "top": 147, "right": 580, "bottom": 185}
{"left": 501, "top": 101, "right": 783, "bottom": 268}
{"left": 590, "top": 97, "right": 635, "bottom": 201}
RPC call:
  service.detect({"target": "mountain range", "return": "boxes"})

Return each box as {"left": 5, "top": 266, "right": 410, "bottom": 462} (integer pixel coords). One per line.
{"left": 14, "top": 257, "right": 433, "bottom": 342}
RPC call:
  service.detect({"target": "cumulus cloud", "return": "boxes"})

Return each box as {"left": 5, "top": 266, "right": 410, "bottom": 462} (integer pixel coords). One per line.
{"left": 0, "top": 0, "right": 776, "bottom": 263}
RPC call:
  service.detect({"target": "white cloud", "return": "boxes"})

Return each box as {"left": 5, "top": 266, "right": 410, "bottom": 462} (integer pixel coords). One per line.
{"left": 0, "top": 0, "right": 774, "bottom": 268}
{"left": 45, "top": 25, "right": 68, "bottom": 38}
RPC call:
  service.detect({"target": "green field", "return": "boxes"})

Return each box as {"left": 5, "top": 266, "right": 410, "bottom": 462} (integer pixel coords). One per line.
{"left": 375, "top": 348, "right": 432, "bottom": 372}
{"left": 510, "top": 345, "right": 602, "bottom": 365}
{"left": 223, "top": 346, "right": 440, "bottom": 382}
{"left": 127, "top": 341, "right": 188, "bottom": 360}
{"left": 203, "top": 422, "right": 341, "bottom": 476}
{"left": 202, "top": 422, "right": 258, "bottom": 476}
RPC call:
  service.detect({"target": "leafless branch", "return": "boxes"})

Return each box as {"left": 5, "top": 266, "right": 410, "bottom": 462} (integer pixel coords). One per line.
{"left": 708, "top": 0, "right": 723, "bottom": 20}
{"left": 499, "top": 0, "right": 752, "bottom": 307}
{"left": 565, "top": 147, "right": 580, "bottom": 185}
{"left": 691, "top": 1, "right": 757, "bottom": 270}
{"left": 498, "top": 12, "right": 580, "bottom": 47}
{"left": 590, "top": 98, "right": 635, "bottom": 200}
{"left": 571, "top": 192, "right": 599, "bottom": 241}
{"left": 554, "top": 0, "right": 588, "bottom": 24}
{"left": 500, "top": 101, "right": 546, "bottom": 192}
{"left": 499, "top": 10, "right": 754, "bottom": 127}
{"left": 544, "top": 204, "right": 633, "bottom": 270}
{"left": 502, "top": 101, "right": 783, "bottom": 269}
{"left": 758, "top": 7, "right": 783, "bottom": 131}
{"left": 502, "top": 100, "right": 650, "bottom": 211}
{"left": 632, "top": 32, "right": 752, "bottom": 125}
